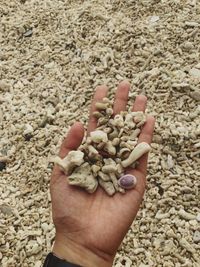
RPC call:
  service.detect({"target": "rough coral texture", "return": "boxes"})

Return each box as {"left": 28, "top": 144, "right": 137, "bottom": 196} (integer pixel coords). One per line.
{"left": 0, "top": 0, "right": 200, "bottom": 266}
{"left": 55, "top": 97, "right": 149, "bottom": 195}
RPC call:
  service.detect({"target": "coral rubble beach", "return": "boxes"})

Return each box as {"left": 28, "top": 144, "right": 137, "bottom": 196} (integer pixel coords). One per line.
{"left": 0, "top": 1, "right": 200, "bottom": 266}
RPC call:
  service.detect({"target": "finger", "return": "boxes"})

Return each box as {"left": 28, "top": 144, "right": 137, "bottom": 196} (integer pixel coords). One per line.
{"left": 136, "top": 115, "right": 155, "bottom": 175}
{"left": 132, "top": 95, "right": 147, "bottom": 112}
{"left": 51, "top": 122, "right": 84, "bottom": 181}
{"left": 123, "top": 116, "right": 155, "bottom": 203}
{"left": 87, "top": 85, "right": 108, "bottom": 134}
{"left": 113, "top": 80, "right": 130, "bottom": 115}
{"left": 59, "top": 122, "right": 85, "bottom": 158}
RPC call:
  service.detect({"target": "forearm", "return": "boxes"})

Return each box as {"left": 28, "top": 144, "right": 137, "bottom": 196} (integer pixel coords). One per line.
{"left": 53, "top": 236, "right": 113, "bottom": 267}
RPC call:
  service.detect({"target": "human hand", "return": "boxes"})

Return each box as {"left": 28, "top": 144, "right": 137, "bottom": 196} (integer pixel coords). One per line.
{"left": 50, "top": 81, "right": 155, "bottom": 267}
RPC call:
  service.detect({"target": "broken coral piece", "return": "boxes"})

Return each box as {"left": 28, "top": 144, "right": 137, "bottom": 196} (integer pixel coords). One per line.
{"left": 68, "top": 162, "right": 98, "bottom": 193}
{"left": 121, "top": 142, "right": 151, "bottom": 168}
{"left": 52, "top": 97, "right": 151, "bottom": 196}
{"left": 90, "top": 130, "right": 108, "bottom": 143}
{"left": 53, "top": 150, "right": 84, "bottom": 175}
{"left": 99, "top": 179, "right": 115, "bottom": 196}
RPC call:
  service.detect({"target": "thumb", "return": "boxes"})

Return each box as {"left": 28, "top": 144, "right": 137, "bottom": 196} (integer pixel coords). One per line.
{"left": 59, "top": 122, "right": 85, "bottom": 158}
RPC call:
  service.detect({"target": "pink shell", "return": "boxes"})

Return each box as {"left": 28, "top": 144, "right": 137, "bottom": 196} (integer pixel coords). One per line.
{"left": 118, "top": 174, "right": 137, "bottom": 189}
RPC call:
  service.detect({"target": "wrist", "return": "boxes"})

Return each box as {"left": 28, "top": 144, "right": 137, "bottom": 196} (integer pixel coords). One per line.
{"left": 53, "top": 235, "right": 113, "bottom": 267}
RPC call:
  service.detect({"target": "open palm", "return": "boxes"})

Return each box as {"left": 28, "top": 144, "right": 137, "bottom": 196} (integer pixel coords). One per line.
{"left": 50, "top": 81, "right": 155, "bottom": 267}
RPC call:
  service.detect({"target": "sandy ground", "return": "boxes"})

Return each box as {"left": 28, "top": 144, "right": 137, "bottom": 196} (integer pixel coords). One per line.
{"left": 0, "top": 0, "right": 200, "bottom": 266}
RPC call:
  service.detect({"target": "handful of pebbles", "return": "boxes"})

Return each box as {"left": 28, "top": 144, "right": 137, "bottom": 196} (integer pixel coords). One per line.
{"left": 53, "top": 97, "right": 151, "bottom": 196}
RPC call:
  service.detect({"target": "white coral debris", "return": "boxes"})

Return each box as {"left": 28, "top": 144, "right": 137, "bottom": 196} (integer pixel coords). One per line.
{"left": 121, "top": 142, "right": 151, "bottom": 168}
{"left": 53, "top": 100, "right": 150, "bottom": 195}
{"left": 1, "top": 1, "right": 199, "bottom": 266}
{"left": 90, "top": 130, "right": 108, "bottom": 143}
{"left": 68, "top": 163, "right": 98, "bottom": 193}
{"left": 52, "top": 151, "right": 84, "bottom": 175}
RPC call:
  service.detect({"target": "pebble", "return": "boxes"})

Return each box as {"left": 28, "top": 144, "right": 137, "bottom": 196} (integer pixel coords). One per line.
{"left": 182, "top": 41, "right": 193, "bottom": 51}
{"left": 167, "top": 155, "right": 174, "bottom": 169}
{"left": 44, "top": 62, "right": 55, "bottom": 69}
{"left": 190, "top": 91, "right": 200, "bottom": 101}
{"left": 0, "top": 80, "right": 10, "bottom": 91}
{"left": 193, "top": 231, "right": 200, "bottom": 243}
{"left": 23, "top": 124, "right": 34, "bottom": 136}
{"left": 195, "top": 63, "right": 200, "bottom": 69}
{"left": 23, "top": 28, "right": 33, "bottom": 37}
{"left": 196, "top": 213, "right": 200, "bottom": 222}
{"left": 118, "top": 174, "right": 137, "bottom": 189}
{"left": 0, "top": 161, "right": 6, "bottom": 171}
{"left": 178, "top": 209, "right": 196, "bottom": 220}
{"left": 185, "top": 21, "right": 199, "bottom": 27}
{"left": 35, "top": 261, "right": 42, "bottom": 267}
{"left": 172, "top": 83, "right": 190, "bottom": 90}
{"left": 41, "top": 223, "right": 49, "bottom": 233}
{"left": 179, "top": 238, "right": 195, "bottom": 254}
{"left": 0, "top": 204, "right": 13, "bottom": 215}
{"left": 149, "top": 16, "right": 160, "bottom": 23}
{"left": 189, "top": 68, "right": 200, "bottom": 78}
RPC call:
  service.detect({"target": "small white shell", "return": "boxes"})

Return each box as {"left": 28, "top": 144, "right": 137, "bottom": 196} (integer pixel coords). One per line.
{"left": 90, "top": 130, "right": 108, "bottom": 143}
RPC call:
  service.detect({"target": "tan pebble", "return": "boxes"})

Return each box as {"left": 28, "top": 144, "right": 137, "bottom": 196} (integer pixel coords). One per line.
{"left": 196, "top": 213, "right": 200, "bottom": 222}
{"left": 178, "top": 209, "right": 196, "bottom": 220}
{"left": 179, "top": 238, "right": 195, "bottom": 254}
{"left": 103, "top": 127, "right": 112, "bottom": 134}
{"left": 99, "top": 179, "right": 115, "bottom": 196}
{"left": 121, "top": 136, "right": 129, "bottom": 142}
{"left": 90, "top": 130, "right": 108, "bottom": 143}
{"left": 97, "top": 117, "right": 108, "bottom": 126}
{"left": 93, "top": 111, "right": 103, "bottom": 118}
{"left": 108, "top": 127, "right": 119, "bottom": 140}
{"left": 86, "top": 137, "right": 92, "bottom": 144}
{"left": 118, "top": 148, "right": 131, "bottom": 160}
{"left": 91, "top": 165, "right": 101, "bottom": 175}
{"left": 124, "top": 113, "right": 136, "bottom": 128}
{"left": 193, "top": 231, "right": 200, "bottom": 243}
{"left": 95, "top": 102, "right": 108, "bottom": 110}
{"left": 153, "top": 134, "right": 163, "bottom": 144}
{"left": 102, "top": 164, "right": 117, "bottom": 173}
{"left": 88, "top": 145, "right": 99, "bottom": 157}
{"left": 130, "top": 129, "right": 141, "bottom": 140}
{"left": 98, "top": 171, "right": 110, "bottom": 181}
{"left": 68, "top": 163, "right": 98, "bottom": 193}
{"left": 23, "top": 124, "right": 34, "bottom": 136}
{"left": 189, "top": 68, "right": 200, "bottom": 78}
{"left": 113, "top": 114, "right": 124, "bottom": 128}
{"left": 0, "top": 80, "right": 10, "bottom": 91}
{"left": 106, "top": 108, "right": 113, "bottom": 116}
{"left": 96, "top": 142, "right": 105, "bottom": 150}
{"left": 52, "top": 151, "right": 84, "bottom": 175}
{"left": 112, "top": 137, "right": 120, "bottom": 146}
{"left": 102, "top": 97, "right": 111, "bottom": 103}
{"left": 195, "top": 63, "right": 200, "bottom": 69}
{"left": 190, "top": 91, "right": 200, "bottom": 101}
{"left": 104, "top": 141, "right": 116, "bottom": 155}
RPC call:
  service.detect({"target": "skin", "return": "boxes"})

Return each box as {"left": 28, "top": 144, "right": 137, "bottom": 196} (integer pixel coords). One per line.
{"left": 51, "top": 81, "right": 155, "bottom": 267}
